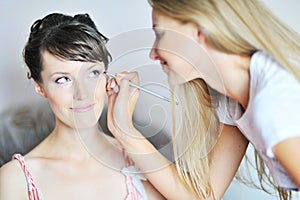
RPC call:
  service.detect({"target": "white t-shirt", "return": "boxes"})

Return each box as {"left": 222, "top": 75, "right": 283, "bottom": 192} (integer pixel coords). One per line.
{"left": 217, "top": 51, "right": 300, "bottom": 190}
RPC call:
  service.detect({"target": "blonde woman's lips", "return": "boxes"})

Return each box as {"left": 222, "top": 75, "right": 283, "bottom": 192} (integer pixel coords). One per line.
{"left": 71, "top": 104, "right": 94, "bottom": 112}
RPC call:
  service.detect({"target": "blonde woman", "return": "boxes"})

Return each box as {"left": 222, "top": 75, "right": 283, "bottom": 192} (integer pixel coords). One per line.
{"left": 107, "top": 0, "right": 300, "bottom": 199}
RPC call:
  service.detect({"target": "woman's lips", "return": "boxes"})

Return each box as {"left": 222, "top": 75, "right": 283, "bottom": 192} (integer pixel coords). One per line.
{"left": 71, "top": 104, "right": 94, "bottom": 112}
{"left": 160, "top": 61, "right": 168, "bottom": 72}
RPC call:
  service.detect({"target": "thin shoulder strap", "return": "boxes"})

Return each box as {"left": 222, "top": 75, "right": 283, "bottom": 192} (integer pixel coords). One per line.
{"left": 121, "top": 148, "right": 146, "bottom": 200}
{"left": 12, "top": 153, "right": 42, "bottom": 200}
{"left": 122, "top": 147, "right": 133, "bottom": 167}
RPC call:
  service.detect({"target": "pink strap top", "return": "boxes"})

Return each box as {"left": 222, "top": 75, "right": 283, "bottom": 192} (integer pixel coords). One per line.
{"left": 12, "top": 154, "right": 43, "bottom": 200}
{"left": 121, "top": 147, "right": 148, "bottom": 200}
{"left": 12, "top": 149, "right": 148, "bottom": 200}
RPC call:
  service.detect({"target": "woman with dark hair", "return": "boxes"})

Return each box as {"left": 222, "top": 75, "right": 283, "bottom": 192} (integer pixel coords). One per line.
{"left": 0, "top": 13, "right": 164, "bottom": 200}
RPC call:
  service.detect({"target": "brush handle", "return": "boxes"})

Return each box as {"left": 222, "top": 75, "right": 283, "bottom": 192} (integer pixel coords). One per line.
{"left": 106, "top": 73, "right": 173, "bottom": 103}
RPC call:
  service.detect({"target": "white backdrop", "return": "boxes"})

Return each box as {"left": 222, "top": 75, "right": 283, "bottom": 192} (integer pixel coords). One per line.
{"left": 0, "top": 1, "right": 299, "bottom": 199}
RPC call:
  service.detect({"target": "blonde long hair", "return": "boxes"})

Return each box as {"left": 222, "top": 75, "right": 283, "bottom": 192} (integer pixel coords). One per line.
{"left": 149, "top": 0, "right": 300, "bottom": 199}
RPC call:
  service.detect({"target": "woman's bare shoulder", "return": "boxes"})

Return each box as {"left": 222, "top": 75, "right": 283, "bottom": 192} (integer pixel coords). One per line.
{"left": 0, "top": 159, "right": 28, "bottom": 199}
{"left": 1, "top": 159, "right": 24, "bottom": 179}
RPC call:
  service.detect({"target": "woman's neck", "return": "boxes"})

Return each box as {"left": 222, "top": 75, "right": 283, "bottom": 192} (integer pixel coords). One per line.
{"left": 40, "top": 120, "right": 105, "bottom": 161}
{"left": 225, "top": 54, "right": 251, "bottom": 110}
{"left": 201, "top": 43, "right": 251, "bottom": 109}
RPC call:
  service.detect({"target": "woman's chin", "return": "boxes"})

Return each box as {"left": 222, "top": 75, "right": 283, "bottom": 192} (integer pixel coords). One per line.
{"left": 168, "top": 76, "right": 191, "bottom": 86}
{"left": 71, "top": 112, "right": 100, "bottom": 129}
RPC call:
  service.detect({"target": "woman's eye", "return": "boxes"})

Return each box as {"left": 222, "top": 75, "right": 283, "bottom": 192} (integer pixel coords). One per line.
{"left": 88, "top": 70, "right": 101, "bottom": 78}
{"left": 55, "top": 76, "right": 71, "bottom": 84}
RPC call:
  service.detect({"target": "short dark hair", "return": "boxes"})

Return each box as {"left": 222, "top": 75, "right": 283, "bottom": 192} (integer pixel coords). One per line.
{"left": 23, "top": 13, "right": 111, "bottom": 83}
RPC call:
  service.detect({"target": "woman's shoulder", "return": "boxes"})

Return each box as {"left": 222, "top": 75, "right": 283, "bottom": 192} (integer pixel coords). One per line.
{"left": 1, "top": 158, "right": 22, "bottom": 177}
{"left": 0, "top": 158, "right": 28, "bottom": 199}
{"left": 0, "top": 154, "right": 28, "bottom": 180}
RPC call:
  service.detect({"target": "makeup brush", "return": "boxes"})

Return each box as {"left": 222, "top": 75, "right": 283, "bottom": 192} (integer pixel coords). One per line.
{"left": 106, "top": 73, "right": 175, "bottom": 104}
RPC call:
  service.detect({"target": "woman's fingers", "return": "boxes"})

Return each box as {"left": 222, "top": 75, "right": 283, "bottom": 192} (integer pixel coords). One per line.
{"left": 106, "top": 78, "right": 117, "bottom": 133}
{"left": 116, "top": 71, "right": 140, "bottom": 86}
{"left": 106, "top": 71, "right": 140, "bottom": 138}
{"left": 115, "top": 72, "right": 140, "bottom": 104}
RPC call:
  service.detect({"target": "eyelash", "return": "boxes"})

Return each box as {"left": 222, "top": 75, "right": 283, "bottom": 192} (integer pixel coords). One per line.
{"left": 54, "top": 69, "right": 103, "bottom": 84}
{"left": 88, "top": 70, "right": 101, "bottom": 78}
{"left": 55, "top": 76, "right": 71, "bottom": 84}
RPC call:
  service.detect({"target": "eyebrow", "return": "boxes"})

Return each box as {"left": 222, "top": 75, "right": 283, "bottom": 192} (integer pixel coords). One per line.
{"left": 86, "top": 63, "right": 103, "bottom": 71}
{"left": 49, "top": 63, "right": 103, "bottom": 78}
{"left": 49, "top": 71, "right": 69, "bottom": 78}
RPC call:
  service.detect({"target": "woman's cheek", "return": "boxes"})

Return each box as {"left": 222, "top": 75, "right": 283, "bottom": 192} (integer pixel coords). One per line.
{"left": 46, "top": 87, "right": 73, "bottom": 106}
{"left": 94, "top": 80, "right": 106, "bottom": 102}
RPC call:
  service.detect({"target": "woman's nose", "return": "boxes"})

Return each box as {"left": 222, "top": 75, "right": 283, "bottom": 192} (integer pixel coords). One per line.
{"left": 73, "top": 81, "right": 87, "bottom": 100}
{"left": 149, "top": 45, "right": 160, "bottom": 60}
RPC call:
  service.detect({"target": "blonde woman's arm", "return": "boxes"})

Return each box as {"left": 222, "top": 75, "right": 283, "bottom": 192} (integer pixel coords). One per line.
{"left": 112, "top": 123, "right": 248, "bottom": 199}
{"left": 125, "top": 124, "right": 249, "bottom": 200}
{"left": 273, "top": 137, "right": 300, "bottom": 188}
{"left": 209, "top": 124, "right": 249, "bottom": 199}
{"left": 120, "top": 129, "right": 198, "bottom": 199}
{"left": 106, "top": 72, "right": 249, "bottom": 199}
{"left": 106, "top": 73, "right": 196, "bottom": 199}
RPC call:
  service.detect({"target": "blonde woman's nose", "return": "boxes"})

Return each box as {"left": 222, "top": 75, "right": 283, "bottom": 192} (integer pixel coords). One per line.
{"left": 149, "top": 45, "right": 160, "bottom": 60}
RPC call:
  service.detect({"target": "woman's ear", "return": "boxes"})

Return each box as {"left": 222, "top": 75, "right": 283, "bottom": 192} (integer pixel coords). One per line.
{"left": 34, "top": 81, "right": 47, "bottom": 98}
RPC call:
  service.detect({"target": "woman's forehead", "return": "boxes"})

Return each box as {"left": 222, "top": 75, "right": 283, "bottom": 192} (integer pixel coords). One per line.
{"left": 41, "top": 51, "right": 104, "bottom": 75}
